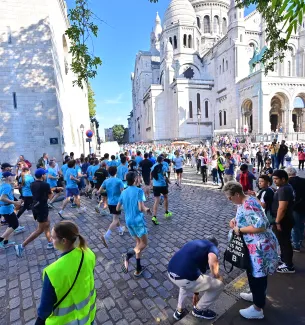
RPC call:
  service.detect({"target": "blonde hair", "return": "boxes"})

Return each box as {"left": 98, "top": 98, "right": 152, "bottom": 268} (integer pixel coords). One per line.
{"left": 53, "top": 220, "right": 87, "bottom": 250}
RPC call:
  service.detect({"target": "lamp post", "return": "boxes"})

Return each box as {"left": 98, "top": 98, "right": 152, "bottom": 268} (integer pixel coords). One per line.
{"left": 197, "top": 112, "right": 201, "bottom": 144}
{"left": 80, "top": 124, "right": 85, "bottom": 155}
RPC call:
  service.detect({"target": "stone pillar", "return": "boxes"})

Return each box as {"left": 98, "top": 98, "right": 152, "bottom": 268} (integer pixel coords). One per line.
{"left": 287, "top": 107, "right": 294, "bottom": 134}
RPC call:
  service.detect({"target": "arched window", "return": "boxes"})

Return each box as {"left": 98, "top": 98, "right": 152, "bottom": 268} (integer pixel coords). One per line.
{"left": 174, "top": 36, "right": 177, "bottom": 49}
{"left": 214, "top": 16, "right": 220, "bottom": 34}
{"left": 204, "top": 16, "right": 211, "bottom": 33}
{"left": 169, "top": 37, "right": 172, "bottom": 45}
{"left": 224, "top": 111, "right": 227, "bottom": 125}
{"left": 188, "top": 35, "right": 192, "bottom": 48}
{"left": 197, "top": 17, "right": 201, "bottom": 29}
{"left": 183, "top": 34, "right": 187, "bottom": 47}
{"left": 205, "top": 101, "right": 209, "bottom": 118}
{"left": 288, "top": 61, "right": 291, "bottom": 76}
{"left": 189, "top": 101, "right": 193, "bottom": 118}
{"left": 222, "top": 18, "right": 227, "bottom": 34}
{"left": 219, "top": 111, "right": 222, "bottom": 126}
{"left": 197, "top": 93, "right": 201, "bottom": 114}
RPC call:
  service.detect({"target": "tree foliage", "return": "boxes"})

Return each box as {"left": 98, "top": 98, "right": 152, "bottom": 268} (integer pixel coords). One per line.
{"left": 112, "top": 125, "right": 125, "bottom": 143}
{"left": 65, "top": 0, "right": 102, "bottom": 88}
{"left": 87, "top": 82, "right": 96, "bottom": 118}
{"left": 149, "top": 0, "right": 305, "bottom": 74}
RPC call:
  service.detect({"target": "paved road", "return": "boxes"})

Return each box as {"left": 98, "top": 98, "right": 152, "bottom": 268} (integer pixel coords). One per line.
{"left": 2, "top": 163, "right": 302, "bottom": 325}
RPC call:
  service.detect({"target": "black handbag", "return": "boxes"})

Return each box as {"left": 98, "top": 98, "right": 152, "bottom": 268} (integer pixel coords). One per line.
{"left": 224, "top": 232, "right": 251, "bottom": 273}
{"left": 52, "top": 250, "right": 84, "bottom": 313}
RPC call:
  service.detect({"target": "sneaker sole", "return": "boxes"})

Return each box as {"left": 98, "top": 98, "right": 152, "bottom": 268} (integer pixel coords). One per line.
{"left": 276, "top": 269, "right": 295, "bottom": 273}
{"left": 239, "top": 312, "right": 264, "bottom": 319}
{"left": 14, "top": 230, "right": 25, "bottom": 234}
{"left": 192, "top": 311, "right": 216, "bottom": 320}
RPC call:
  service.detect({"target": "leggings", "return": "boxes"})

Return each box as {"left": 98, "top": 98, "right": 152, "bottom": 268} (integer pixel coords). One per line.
{"left": 201, "top": 166, "right": 207, "bottom": 183}
{"left": 299, "top": 160, "right": 304, "bottom": 170}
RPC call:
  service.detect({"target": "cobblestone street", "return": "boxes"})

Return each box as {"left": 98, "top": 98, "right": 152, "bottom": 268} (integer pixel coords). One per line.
{"left": 0, "top": 167, "right": 246, "bottom": 325}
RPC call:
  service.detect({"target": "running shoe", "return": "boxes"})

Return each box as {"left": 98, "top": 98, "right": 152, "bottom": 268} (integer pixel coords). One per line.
{"left": 95, "top": 206, "right": 101, "bottom": 214}
{"left": 173, "top": 309, "right": 184, "bottom": 321}
{"left": 101, "top": 235, "right": 109, "bottom": 248}
{"left": 293, "top": 246, "right": 300, "bottom": 253}
{"left": 152, "top": 216, "right": 159, "bottom": 225}
{"left": 46, "top": 242, "right": 54, "bottom": 250}
{"left": 192, "top": 307, "right": 217, "bottom": 320}
{"left": 58, "top": 211, "right": 65, "bottom": 219}
{"left": 119, "top": 226, "right": 125, "bottom": 236}
{"left": 77, "top": 207, "right": 86, "bottom": 214}
{"left": 15, "top": 244, "right": 24, "bottom": 257}
{"left": 134, "top": 265, "right": 147, "bottom": 277}
{"left": 164, "top": 211, "right": 173, "bottom": 218}
{"left": 48, "top": 203, "right": 54, "bottom": 209}
{"left": 71, "top": 203, "right": 77, "bottom": 208}
{"left": 0, "top": 240, "right": 15, "bottom": 249}
{"left": 14, "top": 226, "right": 25, "bottom": 234}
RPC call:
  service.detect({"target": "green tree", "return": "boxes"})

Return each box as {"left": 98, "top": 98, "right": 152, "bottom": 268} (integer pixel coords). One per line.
{"left": 87, "top": 82, "right": 96, "bottom": 118}
{"left": 149, "top": 0, "right": 305, "bottom": 74}
{"left": 112, "top": 125, "right": 125, "bottom": 143}
{"left": 65, "top": 0, "right": 102, "bottom": 88}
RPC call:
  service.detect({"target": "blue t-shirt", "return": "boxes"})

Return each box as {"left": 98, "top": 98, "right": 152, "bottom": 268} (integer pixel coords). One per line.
{"left": 107, "top": 160, "right": 118, "bottom": 167}
{"left": 87, "top": 165, "right": 93, "bottom": 181}
{"left": 225, "top": 158, "right": 236, "bottom": 175}
{"left": 61, "top": 164, "right": 69, "bottom": 181}
{"left": 118, "top": 186, "right": 145, "bottom": 227}
{"left": 173, "top": 157, "right": 184, "bottom": 169}
{"left": 117, "top": 165, "right": 129, "bottom": 181}
{"left": 0, "top": 183, "right": 14, "bottom": 214}
{"left": 102, "top": 177, "right": 124, "bottom": 205}
{"left": 168, "top": 240, "right": 219, "bottom": 281}
{"left": 81, "top": 162, "right": 90, "bottom": 174}
{"left": 47, "top": 168, "right": 58, "bottom": 188}
{"left": 91, "top": 165, "right": 100, "bottom": 183}
{"left": 149, "top": 157, "right": 156, "bottom": 165}
{"left": 22, "top": 175, "right": 35, "bottom": 197}
{"left": 151, "top": 163, "right": 167, "bottom": 187}
{"left": 135, "top": 156, "right": 143, "bottom": 167}
{"left": 65, "top": 168, "right": 78, "bottom": 189}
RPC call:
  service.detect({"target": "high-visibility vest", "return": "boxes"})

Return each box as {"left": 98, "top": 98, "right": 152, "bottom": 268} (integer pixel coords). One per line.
{"left": 217, "top": 156, "right": 225, "bottom": 172}
{"left": 43, "top": 247, "right": 96, "bottom": 325}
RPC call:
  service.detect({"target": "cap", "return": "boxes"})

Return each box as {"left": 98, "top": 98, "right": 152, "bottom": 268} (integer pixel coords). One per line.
{"left": 2, "top": 171, "right": 16, "bottom": 178}
{"left": 1, "top": 163, "right": 13, "bottom": 169}
{"left": 35, "top": 168, "right": 48, "bottom": 178}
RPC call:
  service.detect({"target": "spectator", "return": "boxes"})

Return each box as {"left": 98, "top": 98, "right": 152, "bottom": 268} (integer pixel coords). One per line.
{"left": 298, "top": 148, "right": 305, "bottom": 171}
{"left": 261, "top": 159, "right": 273, "bottom": 177}
{"left": 224, "top": 153, "right": 235, "bottom": 184}
{"left": 255, "top": 148, "right": 264, "bottom": 173}
{"left": 272, "top": 169, "right": 295, "bottom": 273}
{"left": 168, "top": 237, "right": 224, "bottom": 321}
{"left": 223, "top": 181, "right": 278, "bottom": 320}
{"left": 37, "top": 153, "right": 49, "bottom": 169}
{"left": 269, "top": 141, "right": 279, "bottom": 169}
{"left": 277, "top": 140, "right": 288, "bottom": 169}
{"left": 286, "top": 167, "right": 305, "bottom": 253}
{"left": 236, "top": 164, "right": 256, "bottom": 193}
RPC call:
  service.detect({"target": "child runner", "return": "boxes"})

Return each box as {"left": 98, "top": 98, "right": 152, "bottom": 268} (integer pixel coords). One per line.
{"left": 101, "top": 166, "right": 125, "bottom": 247}
{"left": 118, "top": 172, "right": 151, "bottom": 277}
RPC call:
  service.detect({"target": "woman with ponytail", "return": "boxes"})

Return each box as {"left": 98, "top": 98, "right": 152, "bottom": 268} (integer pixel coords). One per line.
{"left": 35, "top": 221, "right": 96, "bottom": 325}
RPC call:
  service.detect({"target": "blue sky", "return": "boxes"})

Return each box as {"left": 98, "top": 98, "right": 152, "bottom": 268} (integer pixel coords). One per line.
{"left": 66, "top": 0, "right": 255, "bottom": 138}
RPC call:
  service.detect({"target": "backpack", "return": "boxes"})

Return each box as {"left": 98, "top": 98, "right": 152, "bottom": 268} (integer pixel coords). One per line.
{"left": 239, "top": 172, "right": 250, "bottom": 192}
{"left": 152, "top": 163, "right": 163, "bottom": 181}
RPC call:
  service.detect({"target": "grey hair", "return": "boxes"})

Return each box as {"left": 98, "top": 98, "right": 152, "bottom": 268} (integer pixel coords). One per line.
{"left": 285, "top": 166, "right": 297, "bottom": 176}
{"left": 206, "top": 236, "right": 219, "bottom": 247}
{"left": 222, "top": 181, "right": 243, "bottom": 196}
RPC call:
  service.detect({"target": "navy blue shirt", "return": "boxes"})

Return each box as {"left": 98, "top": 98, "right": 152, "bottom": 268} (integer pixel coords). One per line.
{"left": 168, "top": 240, "right": 219, "bottom": 281}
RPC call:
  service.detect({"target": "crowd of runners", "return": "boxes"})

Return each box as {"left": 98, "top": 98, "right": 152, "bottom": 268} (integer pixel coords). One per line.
{"left": 0, "top": 136, "right": 305, "bottom": 323}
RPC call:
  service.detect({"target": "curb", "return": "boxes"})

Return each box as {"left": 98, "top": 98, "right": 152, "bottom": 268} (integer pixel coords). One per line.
{"left": 175, "top": 272, "right": 249, "bottom": 325}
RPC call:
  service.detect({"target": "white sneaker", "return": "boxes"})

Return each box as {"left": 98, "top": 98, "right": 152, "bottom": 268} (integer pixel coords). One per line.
{"left": 119, "top": 226, "right": 125, "bottom": 236}
{"left": 240, "top": 292, "right": 253, "bottom": 302}
{"left": 77, "top": 207, "right": 86, "bottom": 214}
{"left": 14, "top": 226, "right": 25, "bottom": 234}
{"left": 239, "top": 305, "right": 264, "bottom": 319}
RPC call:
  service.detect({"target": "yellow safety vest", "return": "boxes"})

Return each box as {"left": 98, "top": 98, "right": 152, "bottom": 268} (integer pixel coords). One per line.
{"left": 43, "top": 247, "right": 96, "bottom": 325}
{"left": 217, "top": 156, "right": 225, "bottom": 172}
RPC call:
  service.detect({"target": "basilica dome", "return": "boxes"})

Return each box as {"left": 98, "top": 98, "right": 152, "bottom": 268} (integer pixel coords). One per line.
{"left": 164, "top": 0, "right": 196, "bottom": 28}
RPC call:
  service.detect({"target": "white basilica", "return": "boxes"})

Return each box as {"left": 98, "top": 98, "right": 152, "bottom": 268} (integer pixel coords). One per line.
{"left": 128, "top": 0, "right": 305, "bottom": 143}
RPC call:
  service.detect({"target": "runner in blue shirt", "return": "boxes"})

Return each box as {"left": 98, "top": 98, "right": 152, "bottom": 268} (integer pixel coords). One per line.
{"left": 100, "top": 166, "right": 125, "bottom": 248}
{"left": 118, "top": 172, "right": 152, "bottom": 277}
{"left": 47, "top": 161, "right": 63, "bottom": 208}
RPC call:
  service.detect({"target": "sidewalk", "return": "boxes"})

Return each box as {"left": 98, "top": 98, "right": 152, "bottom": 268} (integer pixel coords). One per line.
{"left": 214, "top": 251, "right": 305, "bottom": 325}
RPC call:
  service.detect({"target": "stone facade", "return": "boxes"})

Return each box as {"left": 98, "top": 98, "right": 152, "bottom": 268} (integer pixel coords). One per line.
{"left": 0, "top": 0, "right": 91, "bottom": 164}
{"left": 129, "top": 0, "right": 305, "bottom": 143}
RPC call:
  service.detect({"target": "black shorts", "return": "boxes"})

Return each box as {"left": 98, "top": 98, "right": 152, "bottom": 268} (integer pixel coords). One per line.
{"left": 142, "top": 176, "right": 150, "bottom": 186}
{"left": 108, "top": 205, "right": 121, "bottom": 215}
{"left": 153, "top": 186, "right": 168, "bottom": 197}
{"left": 95, "top": 183, "right": 101, "bottom": 190}
{"left": 176, "top": 168, "right": 183, "bottom": 174}
{"left": 52, "top": 187, "right": 62, "bottom": 194}
{"left": 2, "top": 212, "right": 19, "bottom": 229}
{"left": 32, "top": 204, "right": 49, "bottom": 223}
